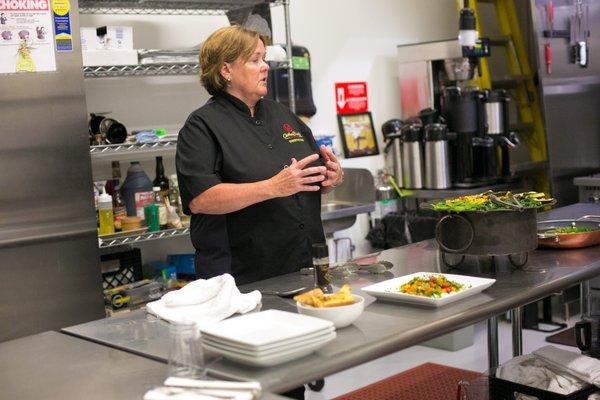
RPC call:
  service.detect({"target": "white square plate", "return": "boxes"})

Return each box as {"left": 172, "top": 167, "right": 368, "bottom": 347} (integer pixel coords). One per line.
{"left": 199, "top": 309, "right": 334, "bottom": 348}
{"left": 202, "top": 331, "right": 336, "bottom": 367}
{"left": 362, "top": 272, "right": 496, "bottom": 307}
{"left": 201, "top": 326, "right": 335, "bottom": 353}
{"left": 201, "top": 329, "right": 336, "bottom": 357}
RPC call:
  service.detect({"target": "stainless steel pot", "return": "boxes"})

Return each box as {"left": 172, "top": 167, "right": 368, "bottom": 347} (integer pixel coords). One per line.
{"left": 435, "top": 208, "right": 538, "bottom": 256}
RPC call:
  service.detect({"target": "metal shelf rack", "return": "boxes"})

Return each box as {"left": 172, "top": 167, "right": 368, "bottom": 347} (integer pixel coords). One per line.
{"left": 90, "top": 140, "right": 177, "bottom": 157}
{"left": 78, "top": 0, "right": 296, "bottom": 111}
{"left": 79, "top": 0, "right": 273, "bottom": 15}
{"left": 83, "top": 61, "right": 289, "bottom": 78}
{"left": 83, "top": 63, "right": 199, "bottom": 78}
{"left": 98, "top": 227, "right": 190, "bottom": 248}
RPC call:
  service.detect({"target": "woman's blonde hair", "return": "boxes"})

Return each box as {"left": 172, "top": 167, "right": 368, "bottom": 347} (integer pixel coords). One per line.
{"left": 200, "top": 26, "right": 268, "bottom": 95}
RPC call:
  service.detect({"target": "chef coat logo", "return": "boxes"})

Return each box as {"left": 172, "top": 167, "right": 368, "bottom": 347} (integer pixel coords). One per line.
{"left": 281, "top": 123, "right": 304, "bottom": 144}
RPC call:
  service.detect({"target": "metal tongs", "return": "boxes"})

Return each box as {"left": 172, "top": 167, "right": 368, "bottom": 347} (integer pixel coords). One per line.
{"left": 488, "top": 191, "right": 524, "bottom": 210}
{"left": 301, "top": 260, "right": 394, "bottom": 275}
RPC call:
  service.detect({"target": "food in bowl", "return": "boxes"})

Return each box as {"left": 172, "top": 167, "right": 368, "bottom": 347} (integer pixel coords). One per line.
{"left": 398, "top": 275, "right": 470, "bottom": 298}
{"left": 294, "top": 284, "right": 355, "bottom": 307}
{"left": 295, "top": 285, "right": 364, "bottom": 328}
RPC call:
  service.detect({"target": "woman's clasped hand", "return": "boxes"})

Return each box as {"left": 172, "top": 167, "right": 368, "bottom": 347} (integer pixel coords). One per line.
{"left": 268, "top": 153, "right": 326, "bottom": 197}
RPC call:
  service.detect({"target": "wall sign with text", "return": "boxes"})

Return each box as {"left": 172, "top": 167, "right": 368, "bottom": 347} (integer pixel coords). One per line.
{"left": 334, "top": 81, "right": 368, "bottom": 114}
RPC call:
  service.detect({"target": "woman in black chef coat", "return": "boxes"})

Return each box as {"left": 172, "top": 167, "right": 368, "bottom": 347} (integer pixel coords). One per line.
{"left": 176, "top": 25, "right": 343, "bottom": 285}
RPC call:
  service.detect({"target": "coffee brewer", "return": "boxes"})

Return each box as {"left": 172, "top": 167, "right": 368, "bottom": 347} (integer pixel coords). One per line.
{"left": 441, "top": 86, "right": 496, "bottom": 187}
{"left": 397, "top": 39, "right": 518, "bottom": 188}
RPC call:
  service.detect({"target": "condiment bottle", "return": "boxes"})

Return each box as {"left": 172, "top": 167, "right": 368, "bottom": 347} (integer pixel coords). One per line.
{"left": 112, "top": 188, "right": 127, "bottom": 231}
{"left": 153, "top": 156, "right": 170, "bottom": 198}
{"left": 98, "top": 188, "right": 115, "bottom": 235}
{"left": 169, "top": 174, "right": 183, "bottom": 216}
{"left": 312, "top": 243, "right": 332, "bottom": 292}
{"left": 153, "top": 186, "right": 168, "bottom": 230}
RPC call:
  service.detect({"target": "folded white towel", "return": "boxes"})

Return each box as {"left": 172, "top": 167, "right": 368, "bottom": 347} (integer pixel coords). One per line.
{"left": 534, "top": 345, "right": 600, "bottom": 386}
{"left": 144, "top": 377, "right": 259, "bottom": 400}
{"left": 146, "top": 274, "right": 261, "bottom": 328}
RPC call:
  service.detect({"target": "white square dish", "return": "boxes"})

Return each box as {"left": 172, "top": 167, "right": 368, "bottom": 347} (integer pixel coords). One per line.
{"left": 201, "top": 329, "right": 336, "bottom": 357}
{"left": 202, "top": 331, "right": 336, "bottom": 367}
{"left": 362, "top": 272, "right": 496, "bottom": 307}
{"left": 201, "top": 327, "right": 335, "bottom": 353}
{"left": 199, "top": 309, "right": 334, "bottom": 348}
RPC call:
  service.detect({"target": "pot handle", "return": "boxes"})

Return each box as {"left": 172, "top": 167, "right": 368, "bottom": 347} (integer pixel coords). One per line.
{"left": 578, "top": 215, "right": 600, "bottom": 222}
{"left": 435, "top": 214, "right": 474, "bottom": 254}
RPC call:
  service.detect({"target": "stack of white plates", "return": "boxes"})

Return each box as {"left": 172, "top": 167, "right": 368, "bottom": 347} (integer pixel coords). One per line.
{"left": 199, "top": 309, "right": 336, "bottom": 367}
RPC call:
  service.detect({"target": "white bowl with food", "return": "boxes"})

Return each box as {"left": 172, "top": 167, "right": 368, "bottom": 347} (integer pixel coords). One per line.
{"left": 296, "top": 293, "right": 364, "bottom": 328}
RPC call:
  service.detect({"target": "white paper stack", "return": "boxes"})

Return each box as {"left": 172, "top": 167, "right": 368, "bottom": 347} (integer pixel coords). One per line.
{"left": 199, "top": 310, "right": 336, "bottom": 367}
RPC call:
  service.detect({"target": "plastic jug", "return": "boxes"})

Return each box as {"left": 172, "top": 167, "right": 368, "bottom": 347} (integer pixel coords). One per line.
{"left": 121, "top": 162, "right": 154, "bottom": 220}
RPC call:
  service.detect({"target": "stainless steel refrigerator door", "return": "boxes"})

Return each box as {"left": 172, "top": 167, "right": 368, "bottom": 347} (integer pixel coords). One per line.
{"left": 531, "top": 0, "right": 600, "bottom": 205}
{"left": 0, "top": 0, "right": 104, "bottom": 341}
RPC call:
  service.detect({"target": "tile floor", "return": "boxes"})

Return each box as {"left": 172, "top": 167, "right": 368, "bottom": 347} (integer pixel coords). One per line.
{"left": 306, "top": 316, "right": 580, "bottom": 399}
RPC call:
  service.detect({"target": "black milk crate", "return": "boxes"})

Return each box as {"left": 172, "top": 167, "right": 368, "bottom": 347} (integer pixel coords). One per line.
{"left": 489, "top": 372, "right": 598, "bottom": 400}
{"left": 100, "top": 248, "right": 143, "bottom": 290}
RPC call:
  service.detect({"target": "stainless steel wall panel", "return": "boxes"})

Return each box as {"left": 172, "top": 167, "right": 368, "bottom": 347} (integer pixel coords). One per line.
{"left": 0, "top": 0, "right": 104, "bottom": 340}
{"left": 530, "top": 0, "right": 600, "bottom": 205}
{"left": 0, "top": 233, "right": 105, "bottom": 342}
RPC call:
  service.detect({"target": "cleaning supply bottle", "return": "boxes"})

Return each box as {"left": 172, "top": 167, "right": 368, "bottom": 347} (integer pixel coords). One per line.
{"left": 98, "top": 188, "right": 115, "bottom": 235}
{"left": 121, "top": 161, "right": 154, "bottom": 220}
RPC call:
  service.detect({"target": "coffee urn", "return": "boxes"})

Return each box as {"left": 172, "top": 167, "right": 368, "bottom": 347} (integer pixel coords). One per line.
{"left": 381, "top": 119, "right": 404, "bottom": 188}
{"left": 484, "top": 89, "right": 518, "bottom": 180}
{"left": 401, "top": 123, "right": 424, "bottom": 189}
{"left": 423, "top": 123, "right": 452, "bottom": 189}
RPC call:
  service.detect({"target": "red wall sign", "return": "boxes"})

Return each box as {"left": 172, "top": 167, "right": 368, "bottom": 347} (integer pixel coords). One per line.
{"left": 335, "top": 81, "right": 368, "bottom": 114}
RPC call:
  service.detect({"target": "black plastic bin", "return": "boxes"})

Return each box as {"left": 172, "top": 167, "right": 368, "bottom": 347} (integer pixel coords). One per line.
{"left": 100, "top": 248, "right": 143, "bottom": 290}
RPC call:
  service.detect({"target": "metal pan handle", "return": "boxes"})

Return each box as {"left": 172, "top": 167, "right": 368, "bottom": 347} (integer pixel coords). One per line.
{"left": 435, "top": 214, "right": 474, "bottom": 254}
{"left": 578, "top": 215, "right": 600, "bottom": 222}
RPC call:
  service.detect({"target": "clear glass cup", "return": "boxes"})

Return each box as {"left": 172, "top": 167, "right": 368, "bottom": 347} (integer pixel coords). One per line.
{"left": 167, "top": 321, "right": 204, "bottom": 379}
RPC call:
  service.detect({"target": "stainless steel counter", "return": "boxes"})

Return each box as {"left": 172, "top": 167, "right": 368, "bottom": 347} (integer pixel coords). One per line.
{"left": 0, "top": 331, "right": 291, "bottom": 400}
{"left": 0, "top": 331, "right": 166, "bottom": 400}
{"left": 62, "top": 204, "right": 600, "bottom": 393}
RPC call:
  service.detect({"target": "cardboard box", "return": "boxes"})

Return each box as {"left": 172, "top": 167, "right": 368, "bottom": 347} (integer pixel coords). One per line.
{"left": 82, "top": 49, "right": 138, "bottom": 66}
{"left": 80, "top": 26, "right": 134, "bottom": 51}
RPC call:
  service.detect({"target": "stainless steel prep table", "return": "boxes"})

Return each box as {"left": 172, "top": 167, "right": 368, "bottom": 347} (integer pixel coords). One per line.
{"left": 0, "top": 331, "right": 289, "bottom": 400}
{"left": 62, "top": 204, "right": 600, "bottom": 393}
{"left": 0, "top": 331, "right": 166, "bottom": 400}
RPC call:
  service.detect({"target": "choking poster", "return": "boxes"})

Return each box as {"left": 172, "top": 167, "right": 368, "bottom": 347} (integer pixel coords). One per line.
{"left": 0, "top": 0, "right": 56, "bottom": 73}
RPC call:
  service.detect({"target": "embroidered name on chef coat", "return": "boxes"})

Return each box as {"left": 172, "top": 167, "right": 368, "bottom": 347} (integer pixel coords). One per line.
{"left": 281, "top": 123, "right": 304, "bottom": 143}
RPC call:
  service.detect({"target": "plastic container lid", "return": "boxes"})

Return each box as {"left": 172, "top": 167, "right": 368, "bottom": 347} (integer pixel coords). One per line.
{"left": 402, "top": 124, "right": 422, "bottom": 142}
{"left": 311, "top": 243, "right": 328, "bottom": 258}
{"left": 485, "top": 89, "right": 508, "bottom": 103}
{"left": 381, "top": 119, "right": 403, "bottom": 139}
{"left": 424, "top": 123, "right": 448, "bottom": 141}
{"left": 98, "top": 188, "right": 113, "bottom": 209}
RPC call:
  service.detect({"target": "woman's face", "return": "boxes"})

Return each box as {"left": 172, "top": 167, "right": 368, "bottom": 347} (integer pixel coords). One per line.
{"left": 224, "top": 40, "right": 270, "bottom": 105}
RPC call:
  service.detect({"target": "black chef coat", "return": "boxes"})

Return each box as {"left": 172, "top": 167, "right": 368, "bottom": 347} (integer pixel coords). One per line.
{"left": 176, "top": 91, "right": 326, "bottom": 285}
